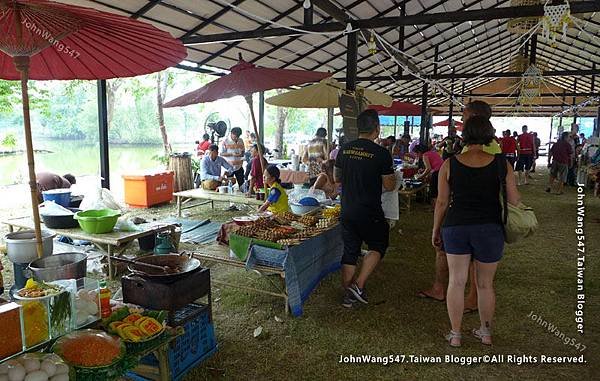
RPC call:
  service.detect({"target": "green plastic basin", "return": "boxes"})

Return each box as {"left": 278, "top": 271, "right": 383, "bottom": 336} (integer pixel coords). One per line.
{"left": 74, "top": 209, "right": 121, "bottom": 234}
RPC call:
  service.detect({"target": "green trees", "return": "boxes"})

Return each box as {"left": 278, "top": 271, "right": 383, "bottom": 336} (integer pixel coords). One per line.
{"left": 0, "top": 70, "right": 334, "bottom": 150}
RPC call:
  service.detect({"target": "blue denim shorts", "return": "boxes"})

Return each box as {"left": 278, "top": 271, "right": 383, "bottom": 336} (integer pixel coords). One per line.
{"left": 441, "top": 223, "right": 504, "bottom": 263}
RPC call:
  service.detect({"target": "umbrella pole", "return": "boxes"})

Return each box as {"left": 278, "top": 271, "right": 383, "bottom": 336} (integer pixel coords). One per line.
{"left": 15, "top": 56, "right": 44, "bottom": 258}
{"left": 245, "top": 95, "right": 268, "bottom": 196}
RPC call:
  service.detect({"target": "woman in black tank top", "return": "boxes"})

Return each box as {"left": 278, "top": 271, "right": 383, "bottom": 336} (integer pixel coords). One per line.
{"left": 432, "top": 116, "right": 521, "bottom": 347}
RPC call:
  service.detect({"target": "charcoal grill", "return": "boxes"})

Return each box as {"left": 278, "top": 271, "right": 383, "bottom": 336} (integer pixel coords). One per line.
{"left": 122, "top": 266, "right": 211, "bottom": 315}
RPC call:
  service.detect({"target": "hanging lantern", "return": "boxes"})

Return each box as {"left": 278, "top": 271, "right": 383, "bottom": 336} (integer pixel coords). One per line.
{"left": 517, "top": 65, "right": 543, "bottom": 110}
{"left": 521, "top": 64, "right": 543, "bottom": 87}
{"left": 367, "top": 32, "right": 377, "bottom": 55}
{"left": 509, "top": 54, "right": 548, "bottom": 86}
{"left": 541, "top": 1, "right": 573, "bottom": 45}
{"left": 507, "top": 0, "right": 542, "bottom": 35}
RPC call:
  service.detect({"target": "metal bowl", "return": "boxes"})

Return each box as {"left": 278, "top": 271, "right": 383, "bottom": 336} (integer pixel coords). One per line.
{"left": 27, "top": 252, "right": 87, "bottom": 281}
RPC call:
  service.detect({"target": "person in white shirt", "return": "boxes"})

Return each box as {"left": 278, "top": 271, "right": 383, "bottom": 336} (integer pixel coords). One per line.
{"left": 220, "top": 127, "right": 246, "bottom": 188}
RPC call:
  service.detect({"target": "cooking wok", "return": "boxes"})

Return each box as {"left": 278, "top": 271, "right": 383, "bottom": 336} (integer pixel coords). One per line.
{"left": 127, "top": 254, "right": 201, "bottom": 281}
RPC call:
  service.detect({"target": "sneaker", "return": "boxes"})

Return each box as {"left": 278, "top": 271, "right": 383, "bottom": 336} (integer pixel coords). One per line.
{"left": 341, "top": 289, "right": 357, "bottom": 308}
{"left": 349, "top": 283, "right": 368, "bottom": 304}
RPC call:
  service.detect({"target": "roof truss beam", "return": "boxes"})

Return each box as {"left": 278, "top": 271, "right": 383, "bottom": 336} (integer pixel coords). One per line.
{"left": 181, "top": 1, "right": 600, "bottom": 45}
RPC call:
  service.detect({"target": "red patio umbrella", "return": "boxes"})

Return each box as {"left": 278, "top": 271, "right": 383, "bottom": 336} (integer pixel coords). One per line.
{"left": 367, "top": 101, "right": 422, "bottom": 116}
{"left": 164, "top": 55, "right": 330, "bottom": 192}
{"left": 0, "top": 0, "right": 186, "bottom": 257}
{"left": 433, "top": 119, "right": 463, "bottom": 130}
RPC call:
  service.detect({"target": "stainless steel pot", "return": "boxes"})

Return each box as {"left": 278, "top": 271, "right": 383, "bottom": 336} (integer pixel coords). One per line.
{"left": 5, "top": 230, "right": 55, "bottom": 263}
{"left": 27, "top": 252, "right": 87, "bottom": 281}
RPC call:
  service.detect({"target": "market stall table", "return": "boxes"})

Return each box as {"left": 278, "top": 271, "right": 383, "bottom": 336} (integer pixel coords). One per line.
{"left": 399, "top": 183, "right": 428, "bottom": 212}
{"left": 192, "top": 224, "right": 342, "bottom": 316}
{"left": 2, "top": 216, "right": 176, "bottom": 279}
{"left": 173, "top": 188, "right": 263, "bottom": 217}
{"left": 279, "top": 169, "right": 310, "bottom": 184}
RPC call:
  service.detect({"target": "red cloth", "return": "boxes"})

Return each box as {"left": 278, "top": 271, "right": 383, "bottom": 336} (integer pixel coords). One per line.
{"left": 500, "top": 137, "right": 517, "bottom": 155}
{"left": 550, "top": 140, "right": 573, "bottom": 165}
{"left": 250, "top": 157, "right": 264, "bottom": 189}
{"left": 518, "top": 133, "right": 534, "bottom": 154}
{"left": 423, "top": 151, "right": 443, "bottom": 172}
{"left": 199, "top": 140, "right": 211, "bottom": 152}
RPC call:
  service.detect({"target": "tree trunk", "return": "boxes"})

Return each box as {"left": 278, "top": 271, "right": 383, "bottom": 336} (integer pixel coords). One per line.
{"left": 157, "top": 72, "right": 172, "bottom": 156}
{"left": 274, "top": 89, "right": 288, "bottom": 159}
{"left": 106, "top": 79, "right": 123, "bottom": 129}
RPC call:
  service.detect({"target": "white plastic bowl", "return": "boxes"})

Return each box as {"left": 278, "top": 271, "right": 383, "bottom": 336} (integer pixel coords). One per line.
{"left": 290, "top": 203, "right": 320, "bottom": 216}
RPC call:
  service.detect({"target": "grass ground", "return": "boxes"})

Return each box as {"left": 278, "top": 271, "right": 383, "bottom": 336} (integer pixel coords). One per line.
{"left": 1, "top": 167, "right": 598, "bottom": 380}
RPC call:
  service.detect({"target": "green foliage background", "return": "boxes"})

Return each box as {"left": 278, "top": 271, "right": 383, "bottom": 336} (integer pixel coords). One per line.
{"left": 0, "top": 68, "right": 342, "bottom": 150}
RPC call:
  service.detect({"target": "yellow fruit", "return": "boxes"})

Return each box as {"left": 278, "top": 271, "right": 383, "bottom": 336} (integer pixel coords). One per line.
{"left": 25, "top": 278, "right": 38, "bottom": 289}
{"left": 123, "top": 313, "right": 143, "bottom": 324}
{"left": 133, "top": 316, "right": 149, "bottom": 328}
{"left": 116, "top": 323, "right": 133, "bottom": 338}
{"left": 137, "top": 318, "right": 162, "bottom": 336}
{"left": 122, "top": 325, "right": 145, "bottom": 342}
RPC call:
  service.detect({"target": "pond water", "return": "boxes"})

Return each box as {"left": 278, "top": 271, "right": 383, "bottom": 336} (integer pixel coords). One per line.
{"left": 0, "top": 139, "right": 194, "bottom": 192}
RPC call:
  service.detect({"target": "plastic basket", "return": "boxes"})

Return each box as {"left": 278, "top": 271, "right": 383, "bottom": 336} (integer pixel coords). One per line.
{"left": 128, "top": 303, "right": 216, "bottom": 381}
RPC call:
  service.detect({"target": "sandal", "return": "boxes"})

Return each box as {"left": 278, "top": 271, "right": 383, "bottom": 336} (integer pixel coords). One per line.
{"left": 472, "top": 328, "right": 492, "bottom": 345}
{"left": 445, "top": 330, "right": 462, "bottom": 348}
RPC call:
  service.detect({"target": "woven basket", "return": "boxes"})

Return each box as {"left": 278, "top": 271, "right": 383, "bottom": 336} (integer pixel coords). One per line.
{"left": 507, "top": 0, "right": 542, "bottom": 35}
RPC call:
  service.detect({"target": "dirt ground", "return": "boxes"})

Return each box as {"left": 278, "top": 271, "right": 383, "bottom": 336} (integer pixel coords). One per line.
{"left": 1, "top": 167, "right": 598, "bottom": 380}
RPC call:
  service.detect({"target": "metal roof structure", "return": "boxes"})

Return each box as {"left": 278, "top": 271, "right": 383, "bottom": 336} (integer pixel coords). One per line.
{"left": 63, "top": 0, "right": 600, "bottom": 117}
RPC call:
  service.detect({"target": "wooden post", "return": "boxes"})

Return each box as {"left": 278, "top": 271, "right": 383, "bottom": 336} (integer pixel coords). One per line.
{"left": 168, "top": 153, "right": 193, "bottom": 193}
{"left": 14, "top": 56, "right": 44, "bottom": 258}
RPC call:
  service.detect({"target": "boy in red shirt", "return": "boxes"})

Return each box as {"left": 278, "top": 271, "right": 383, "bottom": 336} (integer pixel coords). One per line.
{"left": 516, "top": 125, "right": 535, "bottom": 185}
{"left": 500, "top": 129, "right": 517, "bottom": 168}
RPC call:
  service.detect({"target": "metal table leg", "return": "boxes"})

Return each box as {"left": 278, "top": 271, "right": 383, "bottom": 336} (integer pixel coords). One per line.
{"left": 177, "top": 196, "right": 182, "bottom": 217}
{"left": 107, "top": 245, "right": 113, "bottom": 280}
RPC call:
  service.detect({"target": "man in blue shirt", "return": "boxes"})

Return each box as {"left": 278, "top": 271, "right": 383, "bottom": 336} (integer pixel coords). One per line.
{"left": 200, "top": 145, "right": 233, "bottom": 190}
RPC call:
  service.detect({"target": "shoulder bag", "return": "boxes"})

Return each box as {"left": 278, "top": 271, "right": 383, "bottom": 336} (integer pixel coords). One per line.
{"left": 496, "top": 154, "right": 539, "bottom": 243}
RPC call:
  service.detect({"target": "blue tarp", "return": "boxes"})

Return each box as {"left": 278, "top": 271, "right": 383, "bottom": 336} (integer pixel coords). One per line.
{"left": 245, "top": 225, "right": 343, "bottom": 317}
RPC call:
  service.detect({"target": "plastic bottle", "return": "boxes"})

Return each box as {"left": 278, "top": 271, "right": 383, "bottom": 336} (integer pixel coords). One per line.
{"left": 227, "top": 179, "right": 233, "bottom": 194}
{"left": 99, "top": 280, "right": 112, "bottom": 318}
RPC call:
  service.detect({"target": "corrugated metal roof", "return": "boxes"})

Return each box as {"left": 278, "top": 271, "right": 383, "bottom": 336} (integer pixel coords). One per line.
{"left": 61, "top": 0, "right": 600, "bottom": 115}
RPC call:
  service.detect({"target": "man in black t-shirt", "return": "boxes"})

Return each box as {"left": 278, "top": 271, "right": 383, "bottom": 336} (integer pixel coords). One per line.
{"left": 335, "top": 109, "right": 396, "bottom": 308}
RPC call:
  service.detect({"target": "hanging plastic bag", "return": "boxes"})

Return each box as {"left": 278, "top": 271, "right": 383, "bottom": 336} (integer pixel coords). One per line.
{"left": 114, "top": 217, "right": 139, "bottom": 232}
{"left": 79, "top": 185, "right": 126, "bottom": 212}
